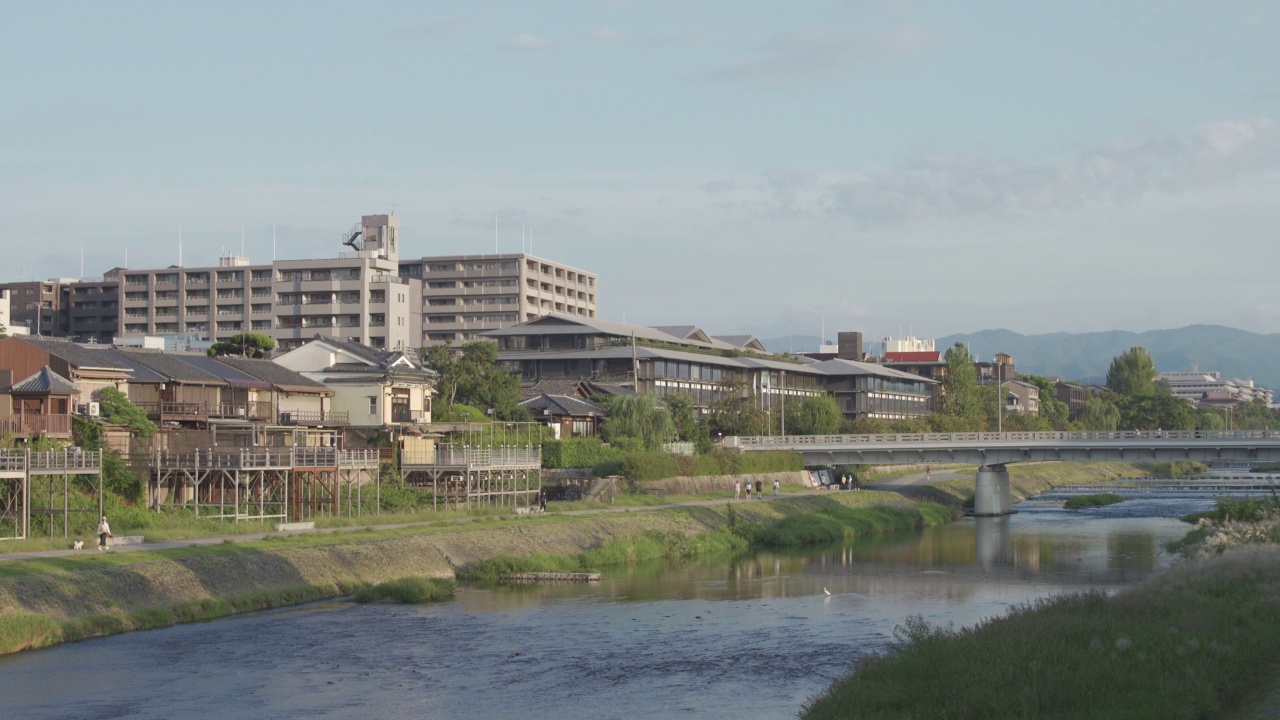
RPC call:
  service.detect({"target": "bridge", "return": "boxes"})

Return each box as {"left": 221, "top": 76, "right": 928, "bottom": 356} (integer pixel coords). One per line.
{"left": 725, "top": 430, "right": 1280, "bottom": 516}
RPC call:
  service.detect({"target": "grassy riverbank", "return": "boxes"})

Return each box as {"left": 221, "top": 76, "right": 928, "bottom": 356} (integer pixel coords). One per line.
{"left": 803, "top": 545, "right": 1280, "bottom": 720}
{"left": 916, "top": 462, "right": 1150, "bottom": 507}
{"left": 0, "top": 491, "right": 943, "bottom": 655}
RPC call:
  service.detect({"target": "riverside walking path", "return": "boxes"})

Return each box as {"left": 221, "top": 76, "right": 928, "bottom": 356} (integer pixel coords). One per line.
{"left": 0, "top": 485, "right": 878, "bottom": 563}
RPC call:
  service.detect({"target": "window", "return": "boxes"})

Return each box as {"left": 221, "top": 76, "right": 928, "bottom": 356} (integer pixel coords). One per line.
{"left": 368, "top": 397, "right": 378, "bottom": 415}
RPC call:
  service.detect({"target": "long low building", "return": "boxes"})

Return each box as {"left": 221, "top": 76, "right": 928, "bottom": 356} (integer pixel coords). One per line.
{"left": 483, "top": 315, "right": 935, "bottom": 421}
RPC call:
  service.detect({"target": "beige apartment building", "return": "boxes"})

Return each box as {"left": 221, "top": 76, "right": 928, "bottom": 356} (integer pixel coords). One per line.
{"left": 6, "top": 214, "right": 594, "bottom": 351}
{"left": 114, "top": 215, "right": 421, "bottom": 352}
{"left": 399, "top": 253, "right": 598, "bottom": 346}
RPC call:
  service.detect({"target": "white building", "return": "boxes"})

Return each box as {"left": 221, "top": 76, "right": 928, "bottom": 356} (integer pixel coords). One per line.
{"left": 273, "top": 337, "right": 435, "bottom": 428}
{"left": 1158, "top": 369, "right": 1274, "bottom": 406}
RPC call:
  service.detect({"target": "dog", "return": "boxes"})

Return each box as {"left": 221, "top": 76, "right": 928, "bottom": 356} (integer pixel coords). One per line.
{"left": 72, "top": 540, "right": 84, "bottom": 550}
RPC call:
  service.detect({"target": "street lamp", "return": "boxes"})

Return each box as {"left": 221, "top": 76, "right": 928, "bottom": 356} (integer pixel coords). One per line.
{"left": 995, "top": 358, "right": 1005, "bottom": 435}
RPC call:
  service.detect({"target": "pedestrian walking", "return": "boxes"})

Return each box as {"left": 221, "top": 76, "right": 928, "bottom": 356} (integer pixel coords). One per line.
{"left": 926, "top": 465, "right": 932, "bottom": 481}
{"left": 97, "top": 516, "right": 112, "bottom": 551}
{"left": 539, "top": 490, "right": 547, "bottom": 511}
{"left": 735, "top": 481, "right": 742, "bottom": 500}
{"left": 773, "top": 479, "right": 779, "bottom": 497}
{"left": 755, "top": 480, "right": 762, "bottom": 499}
{"left": 745, "top": 482, "right": 752, "bottom": 500}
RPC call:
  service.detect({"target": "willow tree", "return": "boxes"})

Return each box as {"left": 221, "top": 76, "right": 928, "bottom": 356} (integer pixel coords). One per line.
{"left": 601, "top": 394, "right": 676, "bottom": 451}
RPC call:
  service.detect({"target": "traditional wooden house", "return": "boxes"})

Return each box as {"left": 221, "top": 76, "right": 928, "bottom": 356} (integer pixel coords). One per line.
{"left": 0, "top": 366, "right": 78, "bottom": 439}
{"left": 0, "top": 336, "right": 133, "bottom": 409}
{"left": 519, "top": 393, "right": 606, "bottom": 438}
{"left": 216, "top": 356, "right": 339, "bottom": 427}
{"left": 113, "top": 349, "right": 228, "bottom": 428}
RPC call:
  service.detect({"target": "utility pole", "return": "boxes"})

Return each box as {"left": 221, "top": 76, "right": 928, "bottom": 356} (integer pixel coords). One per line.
{"left": 780, "top": 371, "right": 786, "bottom": 437}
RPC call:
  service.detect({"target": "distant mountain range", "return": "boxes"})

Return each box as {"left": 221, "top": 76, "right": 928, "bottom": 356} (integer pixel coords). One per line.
{"left": 762, "top": 325, "right": 1280, "bottom": 391}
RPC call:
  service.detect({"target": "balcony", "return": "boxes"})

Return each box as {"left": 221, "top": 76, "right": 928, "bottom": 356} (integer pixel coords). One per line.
{"left": 137, "top": 401, "right": 208, "bottom": 421}
{"left": 0, "top": 414, "right": 73, "bottom": 438}
{"left": 213, "top": 401, "right": 274, "bottom": 420}
{"left": 278, "top": 410, "right": 349, "bottom": 426}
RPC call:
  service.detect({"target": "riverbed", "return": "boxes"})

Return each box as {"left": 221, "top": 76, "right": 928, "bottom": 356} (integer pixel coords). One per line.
{"left": 0, "top": 493, "right": 1213, "bottom": 719}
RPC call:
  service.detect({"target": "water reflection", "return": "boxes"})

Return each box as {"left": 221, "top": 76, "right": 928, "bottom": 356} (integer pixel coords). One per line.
{"left": 0, "top": 494, "right": 1213, "bottom": 720}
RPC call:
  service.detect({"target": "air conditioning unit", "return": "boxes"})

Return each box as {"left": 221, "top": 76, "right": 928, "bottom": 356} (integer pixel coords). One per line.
{"left": 88, "top": 401, "right": 100, "bottom": 417}
{"left": 77, "top": 403, "right": 89, "bottom": 415}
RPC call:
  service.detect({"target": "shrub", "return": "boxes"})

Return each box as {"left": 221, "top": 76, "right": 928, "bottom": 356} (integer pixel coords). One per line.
{"left": 354, "top": 577, "right": 456, "bottom": 604}
{"left": 1063, "top": 493, "right": 1125, "bottom": 509}
{"left": 542, "top": 438, "right": 626, "bottom": 469}
{"left": 619, "top": 452, "right": 683, "bottom": 481}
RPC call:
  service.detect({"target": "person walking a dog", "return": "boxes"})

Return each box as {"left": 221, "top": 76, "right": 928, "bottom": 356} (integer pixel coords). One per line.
{"left": 97, "top": 516, "right": 112, "bottom": 551}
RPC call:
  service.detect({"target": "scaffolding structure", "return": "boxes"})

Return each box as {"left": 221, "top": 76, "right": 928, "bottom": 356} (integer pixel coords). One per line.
{"left": 0, "top": 449, "right": 104, "bottom": 541}
{"left": 150, "top": 447, "right": 380, "bottom": 523}
{"left": 400, "top": 423, "right": 542, "bottom": 511}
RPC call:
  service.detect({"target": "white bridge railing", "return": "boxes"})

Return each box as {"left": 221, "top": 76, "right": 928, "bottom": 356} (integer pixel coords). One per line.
{"left": 729, "top": 430, "right": 1280, "bottom": 448}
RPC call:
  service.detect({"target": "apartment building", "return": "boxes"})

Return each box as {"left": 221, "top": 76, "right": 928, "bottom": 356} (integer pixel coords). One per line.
{"left": 400, "top": 253, "right": 597, "bottom": 346}
{"left": 63, "top": 268, "right": 123, "bottom": 344}
{"left": 112, "top": 215, "right": 421, "bottom": 352}
{"left": 2, "top": 278, "right": 73, "bottom": 336}
{"left": 0, "top": 287, "right": 9, "bottom": 332}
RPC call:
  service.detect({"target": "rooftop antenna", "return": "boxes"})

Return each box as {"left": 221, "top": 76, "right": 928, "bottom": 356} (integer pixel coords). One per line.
{"left": 241, "top": 227, "right": 245, "bottom": 258}
{"left": 80, "top": 247, "right": 84, "bottom": 278}
{"left": 530, "top": 226, "right": 534, "bottom": 256}
{"left": 272, "top": 223, "right": 277, "bottom": 261}
{"left": 178, "top": 227, "right": 183, "bottom": 267}
{"left": 821, "top": 316, "right": 825, "bottom": 347}
{"left": 124, "top": 247, "right": 128, "bottom": 268}
{"left": 494, "top": 214, "right": 498, "bottom": 254}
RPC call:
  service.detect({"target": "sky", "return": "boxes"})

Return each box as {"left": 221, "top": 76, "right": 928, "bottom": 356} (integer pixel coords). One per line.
{"left": 2, "top": 1, "right": 1278, "bottom": 343}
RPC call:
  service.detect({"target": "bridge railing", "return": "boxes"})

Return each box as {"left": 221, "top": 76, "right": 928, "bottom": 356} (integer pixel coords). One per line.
{"left": 728, "top": 430, "right": 1280, "bottom": 448}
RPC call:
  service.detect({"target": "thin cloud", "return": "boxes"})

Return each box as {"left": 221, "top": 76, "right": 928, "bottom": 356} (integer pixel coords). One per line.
{"left": 709, "top": 26, "right": 927, "bottom": 83}
{"left": 502, "top": 33, "right": 553, "bottom": 51}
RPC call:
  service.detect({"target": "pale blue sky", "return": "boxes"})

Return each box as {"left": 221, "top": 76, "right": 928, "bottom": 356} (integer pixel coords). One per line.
{"left": 3, "top": 1, "right": 1278, "bottom": 343}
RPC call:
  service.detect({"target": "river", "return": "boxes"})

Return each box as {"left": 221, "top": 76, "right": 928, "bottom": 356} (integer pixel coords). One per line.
{"left": 0, "top": 493, "right": 1215, "bottom": 719}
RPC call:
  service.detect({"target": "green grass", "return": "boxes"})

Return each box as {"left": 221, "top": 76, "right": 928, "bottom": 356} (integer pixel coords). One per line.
{"left": 0, "top": 583, "right": 345, "bottom": 654}
{"left": 353, "top": 577, "right": 456, "bottom": 604}
{"left": 802, "top": 547, "right": 1280, "bottom": 720}
{"left": 753, "top": 503, "right": 953, "bottom": 547}
{"left": 1182, "top": 494, "right": 1280, "bottom": 525}
{"left": 1063, "top": 493, "right": 1125, "bottom": 509}
{"left": 459, "top": 529, "right": 748, "bottom": 580}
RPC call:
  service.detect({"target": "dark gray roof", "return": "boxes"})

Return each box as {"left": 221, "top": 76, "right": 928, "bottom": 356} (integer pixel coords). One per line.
{"left": 92, "top": 349, "right": 168, "bottom": 383}
{"left": 114, "top": 349, "right": 227, "bottom": 385}
{"left": 809, "top": 358, "right": 939, "bottom": 384}
{"left": 519, "top": 394, "right": 606, "bottom": 417}
{"left": 520, "top": 378, "right": 587, "bottom": 399}
{"left": 219, "top": 357, "right": 332, "bottom": 394}
{"left": 17, "top": 337, "right": 133, "bottom": 371}
{"left": 8, "top": 366, "right": 78, "bottom": 394}
{"left": 178, "top": 355, "right": 272, "bottom": 389}
{"left": 584, "top": 382, "right": 636, "bottom": 398}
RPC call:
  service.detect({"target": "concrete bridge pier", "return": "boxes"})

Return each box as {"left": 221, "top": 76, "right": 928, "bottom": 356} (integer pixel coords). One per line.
{"left": 973, "top": 464, "right": 1013, "bottom": 516}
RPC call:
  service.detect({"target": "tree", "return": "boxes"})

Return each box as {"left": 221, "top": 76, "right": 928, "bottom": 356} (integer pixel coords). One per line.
{"left": 708, "top": 380, "right": 768, "bottom": 437}
{"left": 1078, "top": 396, "right": 1120, "bottom": 431}
{"left": 941, "top": 343, "right": 983, "bottom": 418}
{"left": 664, "top": 393, "right": 712, "bottom": 451}
{"left": 96, "top": 387, "right": 158, "bottom": 437}
{"left": 1117, "top": 394, "right": 1197, "bottom": 431}
{"left": 600, "top": 393, "right": 675, "bottom": 451}
{"left": 1017, "top": 374, "right": 1071, "bottom": 430}
{"left": 1106, "top": 347, "right": 1157, "bottom": 397}
{"left": 423, "top": 341, "right": 529, "bottom": 422}
{"left": 207, "top": 332, "right": 275, "bottom": 359}
{"left": 785, "top": 394, "right": 843, "bottom": 436}
{"left": 0, "top": 321, "right": 7, "bottom": 340}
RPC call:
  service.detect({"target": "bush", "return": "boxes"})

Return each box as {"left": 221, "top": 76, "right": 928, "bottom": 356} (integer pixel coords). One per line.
{"left": 1063, "top": 493, "right": 1125, "bottom": 509}
{"left": 354, "top": 577, "right": 456, "bottom": 604}
{"left": 542, "top": 438, "right": 626, "bottom": 469}
{"left": 619, "top": 452, "right": 683, "bottom": 481}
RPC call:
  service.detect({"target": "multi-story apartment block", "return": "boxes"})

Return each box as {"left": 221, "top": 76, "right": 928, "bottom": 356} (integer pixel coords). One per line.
{"left": 0, "top": 286, "right": 10, "bottom": 333}
{"left": 63, "top": 268, "right": 123, "bottom": 344}
{"left": 110, "top": 215, "right": 421, "bottom": 353}
{"left": 272, "top": 214, "right": 420, "bottom": 352}
{"left": 2, "top": 278, "right": 73, "bottom": 336}
{"left": 400, "top": 253, "right": 597, "bottom": 346}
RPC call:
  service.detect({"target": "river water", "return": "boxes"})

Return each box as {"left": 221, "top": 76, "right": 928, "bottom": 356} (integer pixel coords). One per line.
{"left": 0, "top": 493, "right": 1215, "bottom": 720}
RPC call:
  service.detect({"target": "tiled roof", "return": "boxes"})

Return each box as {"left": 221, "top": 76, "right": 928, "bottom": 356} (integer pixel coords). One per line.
{"left": 9, "top": 366, "right": 79, "bottom": 394}
{"left": 520, "top": 378, "right": 587, "bottom": 399}
{"left": 115, "top": 349, "right": 227, "bottom": 384}
{"left": 219, "top": 357, "right": 332, "bottom": 393}
{"left": 92, "top": 349, "right": 169, "bottom": 384}
{"left": 17, "top": 337, "right": 133, "bottom": 370}
{"left": 519, "top": 393, "right": 606, "bottom": 417}
{"left": 177, "top": 355, "right": 273, "bottom": 389}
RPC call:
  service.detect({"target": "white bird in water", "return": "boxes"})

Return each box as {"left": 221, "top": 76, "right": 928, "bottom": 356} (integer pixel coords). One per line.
{"left": 823, "top": 588, "right": 831, "bottom": 596}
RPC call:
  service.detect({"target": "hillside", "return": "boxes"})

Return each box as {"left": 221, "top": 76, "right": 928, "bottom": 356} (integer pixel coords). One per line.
{"left": 938, "top": 325, "right": 1280, "bottom": 389}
